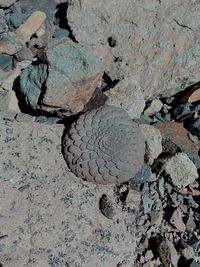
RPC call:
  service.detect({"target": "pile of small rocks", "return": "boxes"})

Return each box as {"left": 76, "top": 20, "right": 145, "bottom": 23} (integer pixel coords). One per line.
{"left": 0, "top": 1, "right": 199, "bottom": 267}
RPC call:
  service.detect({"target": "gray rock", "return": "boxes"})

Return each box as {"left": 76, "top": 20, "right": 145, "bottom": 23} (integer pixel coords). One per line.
{"left": 67, "top": 0, "right": 200, "bottom": 99}
{"left": 128, "top": 163, "right": 151, "bottom": 185}
{"left": 182, "top": 245, "right": 195, "bottom": 260}
{"left": 125, "top": 189, "right": 141, "bottom": 210}
{"left": 15, "top": 47, "right": 34, "bottom": 62}
{"left": 19, "top": 63, "right": 48, "bottom": 110}
{"left": 149, "top": 210, "right": 163, "bottom": 225}
{"left": 105, "top": 77, "right": 145, "bottom": 119}
{"left": 99, "top": 194, "right": 116, "bottom": 219}
{"left": 0, "top": 118, "right": 139, "bottom": 266}
{"left": 166, "top": 239, "right": 179, "bottom": 267}
{"left": 144, "top": 99, "right": 163, "bottom": 116}
{"left": 0, "top": 54, "right": 13, "bottom": 71}
{"left": 20, "top": 38, "right": 103, "bottom": 116}
{"left": 140, "top": 124, "right": 162, "bottom": 165}
{"left": 170, "top": 208, "right": 186, "bottom": 232}
{"left": 51, "top": 28, "right": 70, "bottom": 40}
{"left": 0, "top": 0, "right": 16, "bottom": 7}
{"left": 0, "top": 9, "right": 7, "bottom": 33}
{"left": 189, "top": 117, "right": 200, "bottom": 138}
{"left": 0, "top": 89, "right": 10, "bottom": 111}
{"left": 164, "top": 152, "right": 198, "bottom": 188}
{"left": 0, "top": 32, "right": 24, "bottom": 55}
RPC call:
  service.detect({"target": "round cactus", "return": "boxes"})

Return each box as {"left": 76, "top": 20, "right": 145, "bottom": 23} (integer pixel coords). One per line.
{"left": 63, "top": 105, "right": 145, "bottom": 184}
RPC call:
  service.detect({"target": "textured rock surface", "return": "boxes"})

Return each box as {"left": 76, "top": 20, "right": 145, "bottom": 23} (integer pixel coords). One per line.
{"left": 0, "top": 0, "right": 16, "bottom": 8}
{"left": 19, "top": 38, "right": 103, "bottom": 116}
{"left": 105, "top": 77, "right": 145, "bottom": 118}
{"left": 140, "top": 124, "right": 162, "bottom": 165}
{"left": 63, "top": 105, "right": 145, "bottom": 184}
{"left": 15, "top": 11, "right": 47, "bottom": 43}
{"left": 164, "top": 153, "right": 198, "bottom": 188}
{"left": 0, "top": 118, "right": 138, "bottom": 266}
{"left": 67, "top": 0, "right": 200, "bottom": 99}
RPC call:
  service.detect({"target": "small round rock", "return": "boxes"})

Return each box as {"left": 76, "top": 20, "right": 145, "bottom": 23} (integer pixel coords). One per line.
{"left": 62, "top": 105, "right": 145, "bottom": 185}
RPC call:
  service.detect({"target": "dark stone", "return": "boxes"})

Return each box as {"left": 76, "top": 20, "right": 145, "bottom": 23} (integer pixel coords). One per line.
{"left": 0, "top": 54, "right": 12, "bottom": 71}
{"left": 99, "top": 194, "right": 115, "bottom": 219}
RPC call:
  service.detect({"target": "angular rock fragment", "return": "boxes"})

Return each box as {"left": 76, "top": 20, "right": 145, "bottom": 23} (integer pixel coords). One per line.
{"left": 163, "top": 153, "right": 198, "bottom": 188}
{"left": 15, "top": 11, "right": 47, "bottom": 43}
{"left": 144, "top": 99, "right": 163, "bottom": 116}
{"left": 140, "top": 124, "right": 162, "bottom": 165}
{"left": 105, "top": 77, "right": 145, "bottom": 118}
{"left": 19, "top": 38, "right": 103, "bottom": 116}
{"left": 170, "top": 208, "right": 186, "bottom": 232}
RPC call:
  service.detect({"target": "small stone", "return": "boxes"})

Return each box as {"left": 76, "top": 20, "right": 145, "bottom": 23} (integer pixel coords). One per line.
{"left": 51, "top": 29, "right": 70, "bottom": 40}
{"left": 8, "top": 90, "right": 20, "bottom": 112}
{"left": 180, "top": 84, "right": 200, "bottom": 103}
{"left": 15, "top": 11, "right": 47, "bottom": 43}
{"left": 158, "top": 177, "right": 165, "bottom": 198}
{"left": 170, "top": 208, "right": 186, "bottom": 232}
{"left": 145, "top": 250, "right": 154, "bottom": 261}
{"left": 99, "top": 194, "right": 115, "bottom": 219}
{"left": 0, "top": 89, "right": 10, "bottom": 111}
{"left": 181, "top": 245, "right": 195, "bottom": 260}
{"left": 15, "top": 113, "right": 35, "bottom": 123}
{"left": 0, "top": 9, "right": 7, "bottom": 33}
{"left": 155, "top": 121, "right": 200, "bottom": 158}
{"left": 164, "top": 153, "right": 198, "bottom": 188}
{"left": 166, "top": 239, "right": 179, "bottom": 267}
{"left": 0, "top": 54, "right": 12, "bottom": 71}
{"left": 149, "top": 210, "right": 163, "bottom": 225}
{"left": 0, "top": 32, "right": 23, "bottom": 55}
{"left": 105, "top": 77, "right": 145, "bottom": 119}
{"left": 128, "top": 164, "right": 151, "bottom": 185}
{"left": 125, "top": 189, "right": 141, "bottom": 209}
{"left": 2, "top": 67, "right": 21, "bottom": 91}
{"left": 189, "top": 117, "right": 200, "bottom": 138}
{"left": 0, "top": 0, "right": 16, "bottom": 8}
{"left": 142, "top": 195, "right": 154, "bottom": 214}
{"left": 144, "top": 99, "right": 163, "bottom": 116}
{"left": 15, "top": 48, "right": 34, "bottom": 62}
{"left": 140, "top": 124, "right": 162, "bottom": 165}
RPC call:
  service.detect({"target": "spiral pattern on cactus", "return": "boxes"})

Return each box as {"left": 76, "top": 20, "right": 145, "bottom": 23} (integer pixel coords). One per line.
{"left": 63, "top": 105, "right": 145, "bottom": 184}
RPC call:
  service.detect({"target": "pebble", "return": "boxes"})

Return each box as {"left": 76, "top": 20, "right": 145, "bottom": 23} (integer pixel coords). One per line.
{"left": 125, "top": 189, "right": 141, "bottom": 209}
{"left": 0, "top": 32, "right": 23, "bottom": 55}
{"left": 105, "top": 77, "right": 145, "bottom": 119}
{"left": 128, "top": 163, "right": 151, "bottom": 185}
{"left": 149, "top": 210, "right": 163, "bottom": 225}
{"left": 181, "top": 245, "right": 195, "bottom": 260}
{"left": 189, "top": 117, "right": 200, "bottom": 138}
{"left": 99, "top": 194, "right": 115, "bottom": 219}
{"left": 15, "top": 112, "right": 35, "bottom": 123}
{"left": 140, "top": 124, "right": 162, "bottom": 165}
{"left": 144, "top": 99, "right": 163, "bottom": 116}
{"left": 0, "top": 54, "right": 12, "bottom": 71}
{"left": 142, "top": 195, "right": 154, "bottom": 213}
{"left": 164, "top": 153, "right": 198, "bottom": 188}
{"left": 15, "top": 11, "right": 47, "bottom": 43}
{"left": 170, "top": 208, "right": 186, "bottom": 232}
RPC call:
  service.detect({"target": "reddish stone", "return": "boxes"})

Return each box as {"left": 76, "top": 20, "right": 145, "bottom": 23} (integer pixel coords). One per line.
{"left": 154, "top": 121, "right": 200, "bottom": 156}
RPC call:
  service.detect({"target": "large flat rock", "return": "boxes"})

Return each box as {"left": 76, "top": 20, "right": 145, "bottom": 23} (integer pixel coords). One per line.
{"left": 0, "top": 119, "right": 138, "bottom": 266}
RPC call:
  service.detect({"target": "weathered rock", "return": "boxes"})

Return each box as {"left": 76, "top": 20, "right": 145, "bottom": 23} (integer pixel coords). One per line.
{"left": 0, "top": 54, "right": 12, "bottom": 71}
{"left": 19, "top": 38, "right": 103, "bottom": 116}
{"left": 125, "top": 189, "right": 141, "bottom": 209}
{"left": 128, "top": 163, "right": 151, "bottom": 185}
{"left": 15, "top": 11, "right": 47, "bottom": 43}
{"left": 99, "top": 194, "right": 116, "bottom": 219}
{"left": 0, "top": 32, "right": 23, "bottom": 55}
{"left": 144, "top": 99, "right": 163, "bottom": 116}
{"left": 155, "top": 121, "right": 200, "bottom": 158}
{"left": 149, "top": 210, "right": 163, "bottom": 226}
{"left": 164, "top": 152, "right": 198, "bottom": 188}
{"left": 0, "top": 118, "right": 139, "bottom": 266}
{"left": 105, "top": 77, "right": 145, "bottom": 118}
{"left": 189, "top": 117, "right": 200, "bottom": 138}
{"left": 140, "top": 124, "right": 162, "bottom": 165}
{"left": 0, "top": 9, "right": 7, "bottom": 33}
{"left": 67, "top": 0, "right": 200, "bottom": 99}
{"left": 180, "top": 84, "right": 200, "bottom": 103}
{"left": 15, "top": 47, "right": 34, "bottom": 62}
{"left": 181, "top": 245, "right": 195, "bottom": 260}
{"left": 0, "top": 0, "right": 16, "bottom": 7}
{"left": 170, "top": 208, "right": 186, "bottom": 232}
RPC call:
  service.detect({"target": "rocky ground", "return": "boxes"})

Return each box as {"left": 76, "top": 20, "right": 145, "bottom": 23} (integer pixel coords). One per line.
{"left": 0, "top": 0, "right": 200, "bottom": 267}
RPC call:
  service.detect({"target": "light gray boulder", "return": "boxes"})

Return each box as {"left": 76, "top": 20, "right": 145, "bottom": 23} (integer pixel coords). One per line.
{"left": 67, "top": 0, "right": 200, "bottom": 99}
